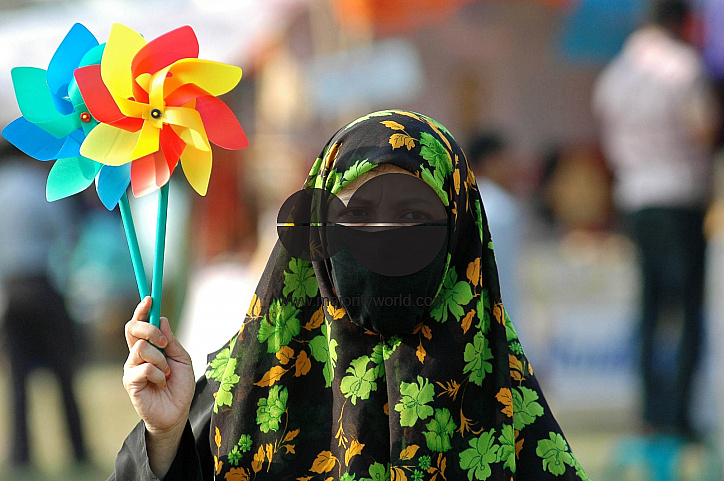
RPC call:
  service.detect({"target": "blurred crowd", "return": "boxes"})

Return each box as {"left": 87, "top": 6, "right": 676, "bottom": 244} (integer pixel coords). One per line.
{"left": 1, "top": 0, "right": 724, "bottom": 479}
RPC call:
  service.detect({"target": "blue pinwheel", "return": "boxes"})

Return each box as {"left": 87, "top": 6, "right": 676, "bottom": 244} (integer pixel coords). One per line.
{"left": 2, "top": 23, "right": 131, "bottom": 210}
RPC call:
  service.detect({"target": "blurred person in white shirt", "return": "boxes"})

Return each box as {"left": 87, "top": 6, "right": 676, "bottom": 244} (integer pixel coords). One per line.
{"left": 593, "top": 0, "right": 719, "bottom": 440}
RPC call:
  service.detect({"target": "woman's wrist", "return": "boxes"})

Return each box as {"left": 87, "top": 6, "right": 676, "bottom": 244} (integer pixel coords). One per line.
{"left": 145, "top": 417, "right": 188, "bottom": 479}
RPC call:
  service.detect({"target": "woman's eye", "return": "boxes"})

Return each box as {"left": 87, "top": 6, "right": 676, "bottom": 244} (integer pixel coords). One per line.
{"left": 339, "top": 208, "right": 371, "bottom": 221}
{"left": 399, "top": 211, "right": 431, "bottom": 223}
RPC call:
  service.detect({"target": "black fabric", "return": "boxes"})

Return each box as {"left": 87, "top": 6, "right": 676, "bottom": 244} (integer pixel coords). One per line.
{"left": 329, "top": 231, "right": 448, "bottom": 337}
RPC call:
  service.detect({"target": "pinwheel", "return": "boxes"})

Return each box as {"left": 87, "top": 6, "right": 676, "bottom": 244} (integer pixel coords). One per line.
{"left": 2, "top": 23, "right": 134, "bottom": 210}
{"left": 75, "top": 23, "right": 248, "bottom": 197}
{"left": 74, "top": 23, "right": 249, "bottom": 328}
{"left": 1, "top": 23, "right": 150, "bottom": 299}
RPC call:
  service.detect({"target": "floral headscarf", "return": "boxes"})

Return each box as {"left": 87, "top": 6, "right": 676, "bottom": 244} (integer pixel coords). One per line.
{"left": 205, "top": 110, "right": 589, "bottom": 480}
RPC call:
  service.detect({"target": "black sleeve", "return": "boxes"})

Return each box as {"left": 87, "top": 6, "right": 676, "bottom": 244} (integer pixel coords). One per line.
{"left": 106, "top": 374, "right": 216, "bottom": 481}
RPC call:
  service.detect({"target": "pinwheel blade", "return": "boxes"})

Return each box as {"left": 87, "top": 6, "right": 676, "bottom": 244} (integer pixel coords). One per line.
{"left": 166, "top": 59, "right": 241, "bottom": 98}
{"left": 159, "top": 126, "right": 186, "bottom": 168}
{"left": 102, "top": 23, "right": 147, "bottom": 100}
{"left": 75, "top": 65, "right": 144, "bottom": 131}
{"left": 2, "top": 117, "right": 65, "bottom": 161}
{"left": 79, "top": 43, "right": 105, "bottom": 68}
{"left": 11, "top": 67, "right": 81, "bottom": 138}
{"left": 130, "top": 121, "right": 161, "bottom": 161}
{"left": 55, "top": 130, "right": 83, "bottom": 159}
{"left": 153, "top": 150, "right": 173, "bottom": 188}
{"left": 196, "top": 96, "right": 248, "bottom": 150}
{"left": 164, "top": 106, "right": 209, "bottom": 151}
{"left": 80, "top": 122, "right": 141, "bottom": 166}
{"left": 47, "top": 23, "right": 98, "bottom": 99}
{"left": 132, "top": 25, "right": 199, "bottom": 85}
{"left": 130, "top": 153, "right": 165, "bottom": 197}
{"left": 46, "top": 156, "right": 100, "bottom": 201}
{"left": 96, "top": 163, "right": 131, "bottom": 210}
{"left": 180, "top": 145, "right": 212, "bottom": 196}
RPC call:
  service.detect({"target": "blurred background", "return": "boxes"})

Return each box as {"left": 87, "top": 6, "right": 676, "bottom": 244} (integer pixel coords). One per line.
{"left": 0, "top": 0, "right": 723, "bottom": 479}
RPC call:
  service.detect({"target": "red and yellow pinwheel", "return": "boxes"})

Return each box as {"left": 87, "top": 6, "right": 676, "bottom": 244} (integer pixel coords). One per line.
{"left": 75, "top": 23, "right": 247, "bottom": 197}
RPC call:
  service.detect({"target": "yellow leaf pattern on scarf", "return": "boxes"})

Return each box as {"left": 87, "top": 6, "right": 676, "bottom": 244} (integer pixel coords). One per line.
{"left": 510, "top": 355, "right": 526, "bottom": 383}
{"left": 400, "top": 444, "right": 420, "bottom": 461}
{"left": 324, "top": 142, "right": 341, "bottom": 170}
{"left": 310, "top": 451, "right": 337, "bottom": 474}
{"left": 390, "top": 133, "right": 416, "bottom": 150}
{"left": 345, "top": 439, "right": 365, "bottom": 466}
{"left": 327, "top": 304, "right": 346, "bottom": 320}
{"left": 254, "top": 366, "right": 288, "bottom": 387}
{"left": 247, "top": 293, "right": 261, "bottom": 319}
{"left": 224, "top": 467, "right": 250, "bottom": 481}
{"left": 392, "top": 466, "right": 408, "bottom": 481}
{"left": 416, "top": 342, "right": 426, "bottom": 363}
{"left": 295, "top": 351, "right": 311, "bottom": 377}
{"left": 381, "top": 120, "right": 405, "bottom": 130}
{"left": 303, "top": 307, "right": 325, "bottom": 331}
{"left": 496, "top": 388, "right": 514, "bottom": 418}
{"left": 252, "top": 446, "right": 264, "bottom": 473}
{"left": 466, "top": 258, "right": 481, "bottom": 286}
{"left": 276, "top": 346, "right": 295, "bottom": 365}
{"left": 461, "top": 310, "right": 475, "bottom": 334}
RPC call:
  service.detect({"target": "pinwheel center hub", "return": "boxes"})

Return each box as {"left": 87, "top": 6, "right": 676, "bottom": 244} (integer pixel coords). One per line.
{"left": 150, "top": 108, "right": 162, "bottom": 119}
{"left": 80, "top": 112, "right": 91, "bottom": 123}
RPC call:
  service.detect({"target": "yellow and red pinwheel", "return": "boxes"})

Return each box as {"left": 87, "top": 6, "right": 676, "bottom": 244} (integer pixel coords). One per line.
{"left": 75, "top": 23, "right": 247, "bottom": 197}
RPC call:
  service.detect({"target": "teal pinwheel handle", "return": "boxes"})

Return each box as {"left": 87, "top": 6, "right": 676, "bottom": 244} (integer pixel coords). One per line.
{"left": 148, "top": 183, "right": 169, "bottom": 331}
{"left": 118, "top": 192, "right": 149, "bottom": 299}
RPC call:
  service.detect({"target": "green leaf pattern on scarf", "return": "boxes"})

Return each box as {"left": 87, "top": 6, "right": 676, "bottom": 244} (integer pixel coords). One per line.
{"left": 282, "top": 258, "right": 318, "bottom": 300}
{"left": 395, "top": 376, "right": 435, "bottom": 427}
{"left": 257, "top": 300, "right": 301, "bottom": 353}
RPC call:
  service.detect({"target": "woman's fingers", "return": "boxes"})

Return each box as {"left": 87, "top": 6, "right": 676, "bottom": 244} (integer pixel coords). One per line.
{"left": 124, "top": 334, "right": 171, "bottom": 391}
{"left": 123, "top": 297, "right": 191, "bottom": 392}
{"left": 126, "top": 337, "right": 170, "bottom": 374}
{"left": 157, "top": 316, "right": 190, "bottom": 362}
{"left": 123, "top": 361, "right": 167, "bottom": 391}
{"left": 125, "top": 318, "right": 169, "bottom": 351}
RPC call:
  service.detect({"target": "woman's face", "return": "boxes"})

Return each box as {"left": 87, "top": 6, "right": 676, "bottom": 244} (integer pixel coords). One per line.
{"left": 329, "top": 165, "right": 447, "bottom": 228}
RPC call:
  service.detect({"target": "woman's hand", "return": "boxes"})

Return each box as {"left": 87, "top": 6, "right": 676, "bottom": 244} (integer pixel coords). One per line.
{"left": 123, "top": 297, "right": 195, "bottom": 477}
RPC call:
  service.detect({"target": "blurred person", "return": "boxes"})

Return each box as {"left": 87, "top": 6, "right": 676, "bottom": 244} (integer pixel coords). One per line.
{"left": 466, "top": 130, "right": 523, "bottom": 324}
{"left": 593, "top": 0, "right": 718, "bottom": 442}
{"left": 109, "top": 110, "right": 589, "bottom": 480}
{"left": 0, "top": 143, "right": 88, "bottom": 469}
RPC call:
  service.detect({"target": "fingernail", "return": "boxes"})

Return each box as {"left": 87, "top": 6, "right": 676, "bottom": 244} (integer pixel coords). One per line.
{"left": 165, "top": 372, "right": 171, "bottom": 380}
{"left": 165, "top": 367, "right": 171, "bottom": 379}
{"left": 159, "top": 336, "right": 168, "bottom": 347}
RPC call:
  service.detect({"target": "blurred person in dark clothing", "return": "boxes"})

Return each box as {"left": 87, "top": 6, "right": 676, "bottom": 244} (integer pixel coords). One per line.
{"left": 0, "top": 143, "right": 88, "bottom": 468}
{"left": 593, "top": 0, "right": 718, "bottom": 439}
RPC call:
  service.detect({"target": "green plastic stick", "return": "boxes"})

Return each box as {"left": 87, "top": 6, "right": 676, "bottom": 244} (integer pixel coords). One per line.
{"left": 149, "top": 182, "right": 169, "bottom": 330}
{"left": 119, "top": 192, "right": 150, "bottom": 299}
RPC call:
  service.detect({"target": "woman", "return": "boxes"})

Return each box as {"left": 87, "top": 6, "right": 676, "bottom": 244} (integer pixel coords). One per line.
{"left": 113, "top": 110, "right": 588, "bottom": 480}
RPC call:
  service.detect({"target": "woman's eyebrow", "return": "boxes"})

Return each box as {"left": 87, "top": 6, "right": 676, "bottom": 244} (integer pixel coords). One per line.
{"left": 342, "top": 191, "right": 382, "bottom": 206}
{"left": 392, "top": 197, "right": 443, "bottom": 207}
